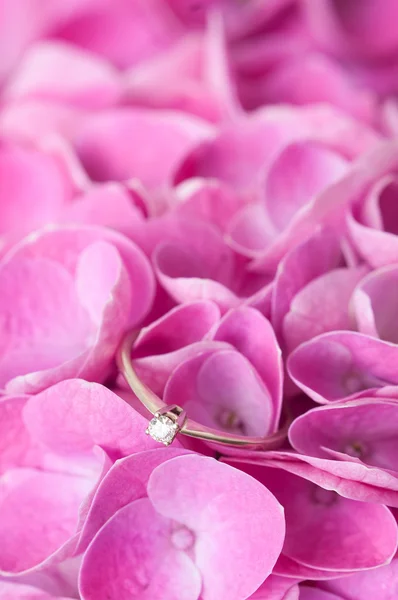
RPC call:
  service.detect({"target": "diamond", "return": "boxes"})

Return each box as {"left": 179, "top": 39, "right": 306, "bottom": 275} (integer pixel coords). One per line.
{"left": 146, "top": 414, "right": 179, "bottom": 445}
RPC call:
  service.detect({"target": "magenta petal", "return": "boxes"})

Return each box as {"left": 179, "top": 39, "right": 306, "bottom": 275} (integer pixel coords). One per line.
{"left": 4, "top": 41, "right": 121, "bottom": 109}
{"left": 78, "top": 448, "right": 189, "bottom": 552}
{"left": 264, "top": 142, "right": 348, "bottom": 233}
{"left": 230, "top": 450, "right": 398, "bottom": 506}
{"left": 164, "top": 349, "right": 275, "bottom": 437}
{"left": 0, "top": 256, "right": 93, "bottom": 389}
{"left": 74, "top": 108, "right": 213, "bottom": 188}
{"left": 352, "top": 265, "right": 398, "bottom": 343}
{"left": 271, "top": 228, "right": 341, "bottom": 337}
{"left": 5, "top": 224, "right": 155, "bottom": 327}
{"left": 283, "top": 266, "right": 366, "bottom": 352}
{"left": 289, "top": 399, "right": 398, "bottom": 471}
{"left": 23, "top": 380, "right": 157, "bottom": 457}
{"left": 249, "top": 576, "right": 299, "bottom": 600}
{"left": 62, "top": 183, "right": 145, "bottom": 238}
{"left": 153, "top": 220, "right": 238, "bottom": 311}
{"left": 288, "top": 332, "right": 398, "bottom": 403}
{"left": 148, "top": 454, "right": 285, "bottom": 600}
{"left": 323, "top": 558, "right": 398, "bottom": 600}
{"left": 175, "top": 179, "right": 244, "bottom": 232}
{"left": 274, "top": 554, "right": 348, "bottom": 580}
{"left": 131, "top": 301, "right": 223, "bottom": 396}
{"left": 246, "top": 467, "right": 397, "bottom": 572}
{"left": 0, "top": 581, "right": 73, "bottom": 599}
{"left": 79, "top": 498, "right": 201, "bottom": 600}
{"left": 0, "top": 143, "right": 71, "bottom": 242}
{"left": 299, "top": 588, "right": 342, "bottom": 600}
{"left": 213, "top": 307, "right": 283, "bottom": 429}
{"left": 0, "top": 468, "right": 92, "bottom": 574}
{"left": 0, "top": 396, "right": 40, "bottom": 473}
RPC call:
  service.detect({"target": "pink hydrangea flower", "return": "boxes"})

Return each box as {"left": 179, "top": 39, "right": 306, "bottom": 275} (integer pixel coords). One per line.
{"left": 2, "top": 1, "right": 398, "bottom": 598}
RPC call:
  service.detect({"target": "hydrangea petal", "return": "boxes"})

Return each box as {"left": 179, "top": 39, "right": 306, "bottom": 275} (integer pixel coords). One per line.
{"left": 148, "top": 454, "right": 285, "bottom": 600}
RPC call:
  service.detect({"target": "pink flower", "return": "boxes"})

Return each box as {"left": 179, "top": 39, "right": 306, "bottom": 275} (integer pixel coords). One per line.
{"left": 227, "top": 453, "right": 398, "bottom": 577}
{"left": 79, "top": 451, "right": 285, "bottom": 600}
{"left": 121, "top": 302, "right": 283, "bottom": 439}
{"left": 0, "top": 380, "right": 158, "bottom": 575}
{"left": 0, "top": 226, "right": 154, "bottom": 394}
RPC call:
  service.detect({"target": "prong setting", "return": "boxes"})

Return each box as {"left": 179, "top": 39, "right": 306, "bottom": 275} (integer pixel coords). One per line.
{"left": 146, "top": 413, "right": 180, "bottom": 445}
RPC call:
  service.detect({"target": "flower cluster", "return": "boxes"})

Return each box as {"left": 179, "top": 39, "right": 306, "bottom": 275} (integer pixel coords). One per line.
{"left": 1, "top": 1, "right": 398, "bottom": 599}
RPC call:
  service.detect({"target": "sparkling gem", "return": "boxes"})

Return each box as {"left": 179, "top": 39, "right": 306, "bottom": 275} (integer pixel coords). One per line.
{"left": 146, "top": 414, "right": 179, "bottom": 445}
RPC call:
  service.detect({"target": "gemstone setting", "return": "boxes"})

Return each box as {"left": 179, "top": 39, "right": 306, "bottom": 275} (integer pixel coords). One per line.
{"left": 146, "top": 414, "right": 179, "bottom": 445}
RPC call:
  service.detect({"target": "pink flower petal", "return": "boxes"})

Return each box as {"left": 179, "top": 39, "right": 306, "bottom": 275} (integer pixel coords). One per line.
{"left": 0, "top": 468, "right": 92, "bottom": 574}
{"left": 4, "top": 41, "right": 121, "bottom": 108}
{"left": 148, "top": 454, "right": 285, "bottom": 600}
{"left": 0, "top": 581, "right": 73, "bottom": 599}
{"left": 174, "top": 178, "right": 244, "bottom": 232}
{"left": 271, "top": 228, "right": 342, "bottom": 338}
{"left": 283, "top": 266, "right": 366, "bottom": 352}
{"left": 0, "top": 143, "right": 71, "bottom": 244}
{"left": 0, "top": 255, "right": 93, "bottom": 389}
{"left": 153, "top": 219, "right": 239, "bottom": 312}
{"left": 352, "top": 265, "right": 398, "bottom": 343}
{"left": 264, "top": 142, "right": 348, "bottom": 233}
{"left": 289, "top": 398, "right": 398, "bottom": 471}
{"left": 130, "top": 301, "right": 223, "bottom": 395}
{"left": 212, "top": 306, "right": 283, "bottom": 429}
{"left": 323, "top": 558, "right": 398, "bottom": 600}
{"left": 74, "top": 108, "right": 213, "bottom": 188}
{"left": 288, "top": 332, "right": 398, "bottom": 403}
{"left": 164, "top": 349, "right": 275, "bottom": 436}
{"left": 0, "top": 396, "right": 40, "bottom": 473}
{"left": 300, "top": 588, "right": 342, "bottom": 600}
{"left": 23, "top": 380, "right": 157, "bottom": 457}
{"left": 249, "top": 575, "right": 300, "bottom": 600}
{"left": 229, "top": 450, "right": 398, "bottom": 507}
{"left": 77, "top": 448, "right": 189, "bottom": 552}
{"left": 58, "top": 0, "right": 182, "bottom": 69}
{"left": 240, "top": 465, "right": 397, "bottom": 572}
{"left": 79, "top": 498, "right": 201, "bottom": 600}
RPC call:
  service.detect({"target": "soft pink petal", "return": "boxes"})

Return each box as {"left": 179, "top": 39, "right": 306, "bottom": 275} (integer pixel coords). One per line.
{"left": 0, "top": 256, "right": 93, "bottom": 389}
{"left": 352, "top": 265, "right": 398, "bottom": 343}
{"left": 264, "top": 142, "right": 348, "bottom": 233}
{"left": 164, "top": 349, "right": 275, "bottom": 437}
{"left": 271, "top": 228, "right": 342, "bottom": 337}
{"left": 23, "top": 380, "right": 157, "bottom": 457}
{"left": 4, "top": 41, "right": 121, "bottom": 108}
{"left": 153, "top": 219, "right": 239, "bottom": 312}
{"left": 229, "top": 451, "right": 398, "bottom": 507}
{"left": 148, "top": 454, "right": 285, "bottom": 600}
{"left": 0, "top": 581, "right": 73, "bottom": 599}
{"left": 249, "top": 576, "right": 300, "bottom": 600}
{"left": 0, "top": 468, "right": 92, "bottom": 574}
{"left": 323, "top": 558, "right": 398, "bottom": 600}
{"left": 61, "top": 183, "right": 145, "bottom": 238}
{"left": 174, "top": 179, "right": 244, "bottom": 232}
{"left": 0, "top": 396, "right": 41, "bottom": 473}
{"left": 242, "top": 465, "right": 397, "bottom": 572}
{"left": 74, "top": 108, "right": 213, "bottom": 188}
{"left": 0, "top": 143, "right": 71, "bottom": 242}
{"left": 299, "top": 588, "right": 343, "bottom": 600}
{"left": 289, "top": 399, "right": 398, "bottom": 471}
{"left": 77, "top": 448, "right": 189, "bottom": 552}
{"left": 79, "top": 498, "right": 201, "bottom": 600}
{"left": 58, "top": 0, "right": 182, "bottom": 69}
{"left": 212, "top": 306, "right": 283, "bottom": 429}
{"left": 130, "top": 301, "right": 223, "bottom": 395}
{"left": 288, "top": 332, "right": 398, "bottom": 403}
{"left": 283, "top": 266, "right": 366, "bottom": 352}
